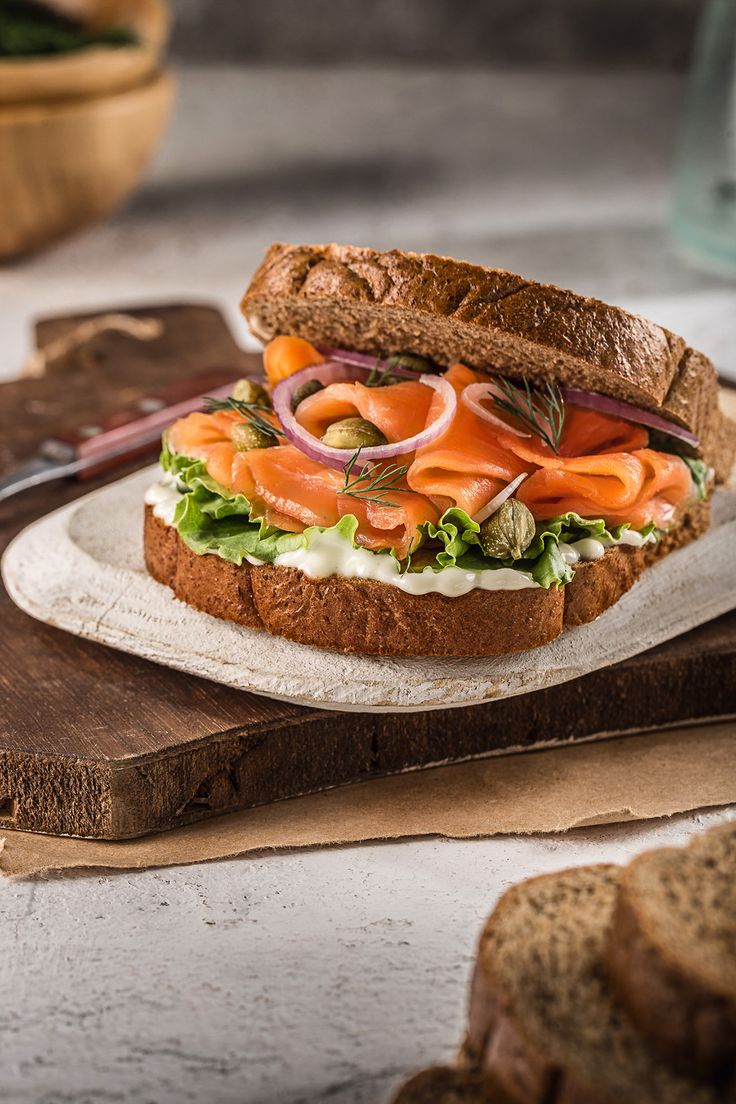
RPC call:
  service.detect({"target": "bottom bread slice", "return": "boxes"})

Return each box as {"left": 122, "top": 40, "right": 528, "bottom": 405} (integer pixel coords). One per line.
{"left": 462, "top": 865, "right": 720, "bottom": 1104}
{"left": 606, "top": 820, "right": 736, "bottom": 1083}
{"left": 143, "top": 501, "right": 709, "bottom": 657}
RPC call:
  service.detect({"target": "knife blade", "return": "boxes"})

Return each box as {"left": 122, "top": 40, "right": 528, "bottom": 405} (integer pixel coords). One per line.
{"left": 0, "top": 368, "right": 244, "bottom": 505}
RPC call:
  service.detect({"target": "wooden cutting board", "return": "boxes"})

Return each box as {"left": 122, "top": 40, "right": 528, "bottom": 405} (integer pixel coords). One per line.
{"left": 1, "top": 304, "right": 735, "bottom": 840}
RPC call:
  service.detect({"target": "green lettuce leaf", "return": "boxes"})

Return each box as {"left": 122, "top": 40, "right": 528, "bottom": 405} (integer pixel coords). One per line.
{"left": 175, "top": 493, "right": 374, "bottom": 568}
{"left": 174, "top": 492, "right": 299, "bottom": 565}
{"left": 420, "top": 507, "right": 657, "bottom": 588}
{"left": 683, "top": 456, "right": 710, "bottom": 501}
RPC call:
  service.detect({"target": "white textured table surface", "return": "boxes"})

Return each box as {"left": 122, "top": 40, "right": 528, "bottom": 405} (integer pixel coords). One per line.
{"left": 2, "top": 66, "right": 735, "bottom": 1104}
{"left": 4, "top": 812, "right": 733, "bottom": 1104}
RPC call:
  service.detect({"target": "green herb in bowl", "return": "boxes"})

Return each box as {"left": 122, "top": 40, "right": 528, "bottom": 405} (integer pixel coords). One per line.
{"left": 0, "top": 0, "right": 138, "bottom": 57}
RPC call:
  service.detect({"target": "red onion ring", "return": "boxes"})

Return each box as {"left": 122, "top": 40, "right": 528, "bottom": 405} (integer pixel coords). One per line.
{"left": 461, "top": 383, "right": 530, "bottom": 437}
{"left": 317, "top": 346, "right": 432, "bottom": 380}
{"left": 561, "top": 387, "right": 699, "bottom": 448}
{"left": 473, "top": 473, "right": 529, "bottom": 524}
{"left": 271, "top": 363, "right": 457, "bottom": 473}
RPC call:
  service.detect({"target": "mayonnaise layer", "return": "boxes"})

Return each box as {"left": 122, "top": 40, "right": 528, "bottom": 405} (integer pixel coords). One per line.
{"left": 558, "top": 527, "right": 656, "bottom": 566}
{"left": 274, "top": 528, "right": 539, "bottom": 595}
{"left": 144, "top": 472, "right": 183, "bottom": 525}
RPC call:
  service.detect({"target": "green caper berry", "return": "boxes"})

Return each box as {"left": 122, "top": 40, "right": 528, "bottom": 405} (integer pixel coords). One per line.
{"left": 291, "top": 378, "right": 324, "bottom": 411}
{"left": 321, "top": 417, "right": 388, "bottom": 450}
{"left": 389, "top": 352, "right": 437, "bottom": 374}
{"left": 231, "top": 421, "right": 277, "bottom": 451}
{"left": 479, "top": 499, "right": 536, "bottom": 561}
{"left": 232, "top": 378, "right": 270, "bottom": 405}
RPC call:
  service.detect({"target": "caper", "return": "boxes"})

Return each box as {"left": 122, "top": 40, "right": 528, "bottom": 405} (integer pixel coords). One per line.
{"left": 389, "top": 352, "right": 437, "bottom": 374}
{"left": 291, "top": 378, "right": 324, "bottom": 411}
{"left": 231, "top": 421, "right": 277, "bottom": 451}
{"left": 232, "top": 378, "right": 270, "bottom": 405}
{"left": 321, "top": 417, "right": 388, "bottom": 450}
{"left": 479, "top": 499, "right": 536, "bottom": 561}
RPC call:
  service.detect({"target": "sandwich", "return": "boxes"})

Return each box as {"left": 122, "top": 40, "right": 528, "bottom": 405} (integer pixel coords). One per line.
{"left": 144, "top": 243, "right": 735, "bottom": 657}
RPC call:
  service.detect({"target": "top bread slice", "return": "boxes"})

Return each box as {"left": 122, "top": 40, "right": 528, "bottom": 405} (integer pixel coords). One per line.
{"left": 606, "top": 819, "right": 736, "bottom": 1082}
{"left": 241, "top": 242, "right": 734, "bottom": 479}
{"left": 462, "top": 864, "right": 720, "bottom": 1104}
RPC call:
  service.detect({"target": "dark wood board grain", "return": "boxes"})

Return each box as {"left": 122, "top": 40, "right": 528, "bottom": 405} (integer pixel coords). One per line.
{"left": 0, "top": 304, "right": 734, "bottom": 839}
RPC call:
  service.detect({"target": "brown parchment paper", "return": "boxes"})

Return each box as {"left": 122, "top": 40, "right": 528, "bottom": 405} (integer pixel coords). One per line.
{"left": 1, "top": 721, "right": 734, "bottom": 877}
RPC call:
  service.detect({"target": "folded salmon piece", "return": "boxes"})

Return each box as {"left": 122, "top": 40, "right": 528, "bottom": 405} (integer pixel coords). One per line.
{"left": 296, "top": 379, "right": 434, "bottom": 443}
{"left": 233, "top": 445, "right": 344, "bottom": 532}
{"left": 407, "top": 365, "right": 528, "bottom": 515}
{"left": 497, "top": 413, "right": 694, "bottom": 529}
{"left": 337, "top": 489, "right": 440, "bottom": 559}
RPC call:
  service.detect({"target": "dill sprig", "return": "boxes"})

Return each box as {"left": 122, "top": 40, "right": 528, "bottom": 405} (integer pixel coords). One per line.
{"left": 492, "top": 377, "right": 566, "bottom": 454}
{"left": 364, "top": 356, "right": 402, "bottom": 388}
{"left": 341, "top": 449, "right": 409, "bottom": 508}
{"left": 204, "top": 396, "right": 285, "bottom": 439}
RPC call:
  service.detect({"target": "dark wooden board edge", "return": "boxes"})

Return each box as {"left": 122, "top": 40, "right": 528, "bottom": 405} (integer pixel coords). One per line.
{"left": 2, "top": 612, "right": 734, "bottom": 838}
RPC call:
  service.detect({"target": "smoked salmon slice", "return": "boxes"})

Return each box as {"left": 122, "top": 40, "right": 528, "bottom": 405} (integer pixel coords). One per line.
{"left": 407, "top": 365, "right": 528, "bottom": 515}
{"left": 296, "top": 379, "right": 434, "bottom": 443}
{"left": 168, "top": 409, "right": 240, "bottom": 458}
{"left": 235, "top": 445, "right": 344, "bottom": 532}
{"left": 337, "top": 489, "right": 440, "bottom": 559}
{"left": 499, "top": 418, "right": 694, "bottom": 529}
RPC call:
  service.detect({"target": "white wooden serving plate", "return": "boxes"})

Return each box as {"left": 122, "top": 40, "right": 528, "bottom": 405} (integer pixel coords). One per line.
{"left": 3, "top": 465, "right": 736, "bottom": 713}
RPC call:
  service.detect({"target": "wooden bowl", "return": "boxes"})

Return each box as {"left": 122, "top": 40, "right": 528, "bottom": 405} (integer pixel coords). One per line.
{"left": 0, "top": 0, "right": 169, "bottom": 104}
{"left": 0, "top": 69, "right": 173, "bottom": 259}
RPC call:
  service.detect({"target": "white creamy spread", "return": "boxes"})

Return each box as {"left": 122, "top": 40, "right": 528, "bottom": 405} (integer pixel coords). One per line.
{"left": 145, "top": 477, "right": 657, "bottom": 595}
{"left": 558, "top": 527, "right": 656, "bottom": 566}
{"left": 144, "top": 472, "right": 183, "bottom": 525}
{"left": 273, "top": 528, "right": 539, "bottom": 595}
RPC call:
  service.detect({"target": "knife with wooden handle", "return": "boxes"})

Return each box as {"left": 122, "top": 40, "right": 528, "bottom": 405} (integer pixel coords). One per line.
{"left": 0, "top": 369, "right": 242, "bottom": 504}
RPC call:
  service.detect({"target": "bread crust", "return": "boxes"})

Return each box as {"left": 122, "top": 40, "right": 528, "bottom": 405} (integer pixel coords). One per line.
{"left": 605, "top": 827, "right": 736, "bottom": 1083}
{"left": 462, "top": 865, "right": 720, "bottom": 1104}
{"left": 461, "top": 865, "right": 619, "bottom": 1104}
{"left": 143, "top": 500, "right": 709, "bottom": 658}
{"left": 241, "top": 243, "right": 733, "bottom": 476}
{"left": 391, "top": 1067, "right": 499, "bottom": 1104}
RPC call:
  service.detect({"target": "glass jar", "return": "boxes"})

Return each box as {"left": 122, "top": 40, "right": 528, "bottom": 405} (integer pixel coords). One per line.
{"left": 672, "top": 0, "right": 736, "bottom": 272}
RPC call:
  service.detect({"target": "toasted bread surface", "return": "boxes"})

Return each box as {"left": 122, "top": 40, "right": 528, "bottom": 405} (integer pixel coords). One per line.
{"left": 241, "top": 243, "right": 733, "bottom": 475}
{"left": 606, "top": 821, "right": 736, "bottom": 1081}
{"left": 463, "top": 865, "right": 720, "bottom": 1104}
{"left": 143, "top": 501, "right": 708, "bottom": 657}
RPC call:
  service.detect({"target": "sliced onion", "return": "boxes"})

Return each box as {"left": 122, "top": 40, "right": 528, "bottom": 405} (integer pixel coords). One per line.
{"left": 461, "top": 383, "right": 530, "bottom": 437}
{"left": 271, "top": 364, "right": 457, "bottom": 472}
{"left": 561, "top": 387, "right": 699, "bottom": 448}
{"left": 473, "top": 473, "right": 529, "bottom": 525}
{"left": 317, "top": 346, "right": 430, "bottom": 380}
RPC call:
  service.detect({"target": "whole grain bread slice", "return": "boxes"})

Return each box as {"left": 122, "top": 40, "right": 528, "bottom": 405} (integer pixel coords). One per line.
{"left": 143, "top": 500, "right": 709, "bottom": 657}
{"left": 241, "top": 243, "right": 734, "bottom": 477}
{"left": 462, "top": 864, "right": 721, "bottom": 1104}
{"left": 391, "top": 1067, "right": 498, "bottom": 1104}
{"left": 606, "top": 820, "right": 736, "bottom": 1083}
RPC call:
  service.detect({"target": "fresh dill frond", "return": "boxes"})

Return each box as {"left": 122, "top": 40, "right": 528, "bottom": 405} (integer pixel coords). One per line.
{"left": 341, "top": 448, "right": 409, "bottom": 508}
{"left": 204, "top": 396, "right": 285, "bottom": 439}
{"left": 364, "top": 356, "right": 402, "bottom": 388}
{"left": 492, "top": 377, "right": 566, "bottom": 453}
